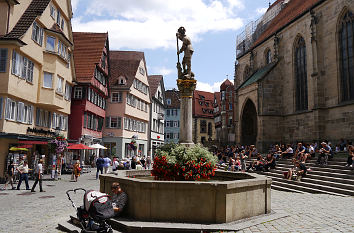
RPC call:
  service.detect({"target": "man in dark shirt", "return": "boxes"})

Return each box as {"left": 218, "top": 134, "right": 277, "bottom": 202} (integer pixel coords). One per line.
{"left": 96, "top": 155, "right": 104, "bottom": 179}
{"left": 295, "top": 161, "right": 307, "bottom": 181}
{"left": 111, "top": 182, "right": 128, "bottom": 217}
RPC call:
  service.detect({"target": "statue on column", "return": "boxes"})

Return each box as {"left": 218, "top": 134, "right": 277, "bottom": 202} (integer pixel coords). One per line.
{"left": 176, "top": 26, "right": 194, "bottom": 80}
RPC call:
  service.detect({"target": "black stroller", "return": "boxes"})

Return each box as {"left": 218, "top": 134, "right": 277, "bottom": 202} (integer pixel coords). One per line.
{"left": 66, "top": 188, "right": 115, "bottom": 233}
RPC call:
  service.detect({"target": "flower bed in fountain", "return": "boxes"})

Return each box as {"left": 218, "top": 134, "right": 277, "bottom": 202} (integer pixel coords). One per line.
{"left": 151, "top": 143, "right": 217, "bottom": 181}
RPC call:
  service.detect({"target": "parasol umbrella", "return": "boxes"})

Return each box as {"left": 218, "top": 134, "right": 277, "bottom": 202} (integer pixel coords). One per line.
{"left": 9, "top": 147, "right": 29, "bottom": 151}
{"left": 67, "top": 144, "right": 94, "bottom": 150}
{"left": 90, "top": 144, "right": 107, "bottom": 149}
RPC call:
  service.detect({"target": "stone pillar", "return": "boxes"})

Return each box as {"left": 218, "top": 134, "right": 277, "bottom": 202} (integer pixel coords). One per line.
{"left": 177, "top": 79, "right": 197, "bottom": 147}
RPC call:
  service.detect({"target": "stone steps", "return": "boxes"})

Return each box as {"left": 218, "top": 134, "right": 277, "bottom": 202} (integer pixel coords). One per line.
{"left": 256, "top": 157, "right": 354, "bottom": 196}
{"left": 58, "top": 215, "right": 121, "bottom": 233}
{"left": 265, "top": 170, "right": 354, "bottom": 193}
{"left": 270, "top": 178, "right": 348, "bottom": 197}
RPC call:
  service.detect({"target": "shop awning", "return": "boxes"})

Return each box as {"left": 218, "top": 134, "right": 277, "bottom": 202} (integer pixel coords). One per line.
{"left": 17, "top": 144, "right": 33, "bottom": 148}
{"left": 18, "top": 140, "right": 48, "bottom": 145}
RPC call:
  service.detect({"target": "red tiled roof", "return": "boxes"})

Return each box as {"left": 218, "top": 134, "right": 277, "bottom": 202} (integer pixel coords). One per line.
{"left": 214, "top": 92, "right": 221, "bottom": 107}
{"left": 109, "top": 50, "right": 147, "bottom": 89}
{"left": 73, "top": 32, "right": 108, "bottom": 82}
{"left": 220, "top": 79, "right": 234, "bottom": 90}
{"left": 253, "top": 0, "right": 322, "bottom": 48}
{"left": 0, "top": 0, "right": 51, "bottom": 44}
{"left": 165, "top": 89, "right": 180, "bottom": 109}
{"left": 148, "top": 75, "right": 163, "bottom": 97}
{"left": 193, "top": 90, "right": 215, "bottom": 118}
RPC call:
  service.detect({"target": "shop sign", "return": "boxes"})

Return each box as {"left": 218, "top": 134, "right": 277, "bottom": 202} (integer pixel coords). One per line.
{"left": 27, "top": 127, "right": 56, "bottom": 137}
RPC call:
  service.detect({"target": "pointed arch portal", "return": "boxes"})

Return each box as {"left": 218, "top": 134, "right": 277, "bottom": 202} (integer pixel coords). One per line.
{"left": 241, "top": 99, "right": 257, "bottom": 146}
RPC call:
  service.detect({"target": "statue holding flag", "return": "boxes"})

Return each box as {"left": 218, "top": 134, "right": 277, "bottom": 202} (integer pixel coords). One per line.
{"left": 176, "top": 26, "right": 194, "bottom": 79}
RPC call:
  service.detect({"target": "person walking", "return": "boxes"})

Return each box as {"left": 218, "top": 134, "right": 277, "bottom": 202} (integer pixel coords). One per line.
{"left": 73, "top": 160, "right": 81, "bottom": 182}
{"left": 103, "top": 156, "right": 111, "bottom": 174}
{"left": 31, "top": 159, "right": 44, "bottom": 192}
{"left": 4, "top": 160, "right": 15, "bottom": 190}
{"left": 96, "top": 155, "right": 104, "bottom": 179}
{"left": 17, "top": 160, "right": 30, "bottom": 190}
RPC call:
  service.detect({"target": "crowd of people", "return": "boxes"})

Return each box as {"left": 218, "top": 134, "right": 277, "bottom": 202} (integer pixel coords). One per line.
{"left": 215, "top": 139, "right": 353, "bottom": 182}
{"left": 95, "top": 154, "right": 152, "bottom": 180}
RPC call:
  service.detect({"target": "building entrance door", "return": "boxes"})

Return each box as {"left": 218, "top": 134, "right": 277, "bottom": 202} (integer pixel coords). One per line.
{"left": 241, "top": 99, "right": 257, "bottom": 146}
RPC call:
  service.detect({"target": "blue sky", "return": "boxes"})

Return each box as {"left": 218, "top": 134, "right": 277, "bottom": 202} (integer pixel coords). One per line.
{"left": 71, "top": 0, "right": 272, "bottom": 92}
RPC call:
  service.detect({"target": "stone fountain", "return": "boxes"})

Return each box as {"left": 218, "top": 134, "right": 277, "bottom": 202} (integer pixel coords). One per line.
{"left": 100, "top": 27, "right": 271, "bottom": 225}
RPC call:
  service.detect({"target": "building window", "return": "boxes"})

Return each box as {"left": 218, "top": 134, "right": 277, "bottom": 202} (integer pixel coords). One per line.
{"left": 208, "top": 122, "right": 212, "bottom": 136}
{"left": 111, "top": 92, "right": 122, "bottom": 103}
{"left": 56, "top": 9, "right": 61, "bottom": 25}
{"left": 229, "top": 103, "right": 232, "bottom": 110}
{"left": 65, "top": 82, "right": 71, "bottom": 100}
{"left": 11, "top": 51, "right": 34, "bottom": 82}
{"left": 294, "top": 37, "right": 308, "bottom": 111}
{"left": 0, "top": 48, "right": 8, "bottom": 72}
{"left": 101, "top": 53, "right": 106, "bottom": 70}
{"left": 339, "top": 10, "right": 354, "bottom": 102}
{"left": 200, "top": 120, "right": 207, "bottom": 133}
{"left": 139, "top": 67, "right": 145, "bottom": 75}
{"left": 31, "top": 22, "right": 43, "bottom": 46}
{"left": 46, "top": 36, "right": 56, "bottom": 51}
{"left": 61, "top": 18, "right": 65, "bottom": 30}
{"left": 166, "top": 99, "right": 171, "bottom": 105}
{"left": 56, "top": 75, "right": 63, "bottom": 94}
{"left": 105, "top": 117, "right": 121, "bottom": 129}
{"left": 265, "top": 49, "right": 272, "bottom": 64}
{"left": 73, "top": 87, "right": 82, "bottom": 99}
{"left": 50, "top": 5, "right": 56, "bottom": 19}
{"left": 43, "top": 72, "right": 53, "bottom": 88}
{"left": 5, "top": 98, "right": 16, "bottom": 120}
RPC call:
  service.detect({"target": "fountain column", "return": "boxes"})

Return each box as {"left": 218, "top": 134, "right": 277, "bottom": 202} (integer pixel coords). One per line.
{"left": 177, "top": 79, "right": 196, "bottom": 147}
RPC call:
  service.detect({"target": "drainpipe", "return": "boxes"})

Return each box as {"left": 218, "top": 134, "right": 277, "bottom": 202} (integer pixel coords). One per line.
{"left": 5, "top": 0, "right": 11, "bottom": 34}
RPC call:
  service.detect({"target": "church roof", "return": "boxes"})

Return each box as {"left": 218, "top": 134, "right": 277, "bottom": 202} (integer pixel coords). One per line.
{"left": 220, "top": 79, "right": 234, "bottom": 90}
{"left": 253, "top": 0, "right": 322, "bottom": 48}
{"left": 237, "top": 62, "right": 277, "bottom": 90}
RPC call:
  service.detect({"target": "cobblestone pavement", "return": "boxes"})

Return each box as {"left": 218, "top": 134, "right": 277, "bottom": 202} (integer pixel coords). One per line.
{"left": 1, "top": 171, "right": 354, "bottom": 233}
{"left": 0, "top": 170, "right": 99, "bottom": 233}
{"left": 236, "top": 192, "right": 354, "bottom": 233}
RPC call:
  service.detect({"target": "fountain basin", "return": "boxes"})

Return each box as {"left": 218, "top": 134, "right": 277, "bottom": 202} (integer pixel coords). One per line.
{"left": 100, "top": 170, "right": 271, "bottom": 224}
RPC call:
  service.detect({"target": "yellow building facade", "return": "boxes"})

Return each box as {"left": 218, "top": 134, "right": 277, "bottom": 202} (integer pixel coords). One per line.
{"left": 0, "top": 0, "right": 75, "bottom": 178}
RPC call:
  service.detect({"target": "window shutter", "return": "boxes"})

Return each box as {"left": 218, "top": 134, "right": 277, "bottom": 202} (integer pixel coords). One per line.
{"left": 39, "top": 28, "right": 43, "bottom": 46}
{"left": 0, "top": 49, "right": 8, "bottom": 72}
{"left": 52, "top": 112, "right": 56, "bottom": 129}
{"left": 5, "top": 98, "right": 10, "bottom": 120}
{"left": 35, "top": 108, "right": 40, "bottom": 125}
{"left": 83, "top": 112, "right": 87, "bottom": 128}
{"left": 28, "top": 106, "right": 33, "bottom": 124}
{"left": 105, "top": 117, "right": 110, "bottom": 128}
{"left": 31, "top": 22, "right": 37, "bottom": 40}
{"left": 11, "top": 50, "right": 16, "bottom": 74}
{"left": 118, "top": 117, "right": 121, "bottom": 129}
{"left": 17, "top": 102, "right": 24, "bottom": 122}
{"left": 0, "top": 97, "right": 2, "bottom": 119}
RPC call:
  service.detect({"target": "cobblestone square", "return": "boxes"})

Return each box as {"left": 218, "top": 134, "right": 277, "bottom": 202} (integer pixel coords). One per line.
{"left": 1, "top": 170, "right": 353, "bottom": 233}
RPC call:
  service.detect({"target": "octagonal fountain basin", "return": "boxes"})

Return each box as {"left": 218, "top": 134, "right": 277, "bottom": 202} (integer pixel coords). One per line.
{"left": 100, "top": 170, "right": 271, "bottom": 224}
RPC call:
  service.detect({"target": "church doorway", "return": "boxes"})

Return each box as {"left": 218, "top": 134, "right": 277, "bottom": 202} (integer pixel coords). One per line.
{"left": 241, "top": 99, "right": 257, "bottom": 146}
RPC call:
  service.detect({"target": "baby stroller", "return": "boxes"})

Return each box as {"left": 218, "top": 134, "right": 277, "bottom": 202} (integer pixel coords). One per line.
{"left": 66, "top": 188, "right": 115, "bottom": 233}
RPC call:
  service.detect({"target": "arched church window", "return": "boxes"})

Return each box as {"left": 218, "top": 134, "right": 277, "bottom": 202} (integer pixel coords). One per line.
{"left": 339, "top": 10, "right": 354, "bottom": 102}
{"left": 265, "top": 48, "right": 272, "bottom": 64}
{"left": 294, "top": 37, "right": 308, "bottom": 111}
{"left": 243, "top": 65, "right": 251, "bottom": 81}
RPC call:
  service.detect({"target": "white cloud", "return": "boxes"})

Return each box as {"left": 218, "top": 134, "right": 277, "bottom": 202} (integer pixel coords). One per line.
{"left": 196, "top": 79, "right": 233, "bottom": 93}
{"left": 71, "top": 0, "right": 80, "bottom": 14}
{"left": 153, "top": 67, "right": 174, "bottom": 76}
{"left": 72, "top": 0, "right": 244, "bottom": 50}
{"left": 256, "top": 7, "right": 268, "bottom": 15}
